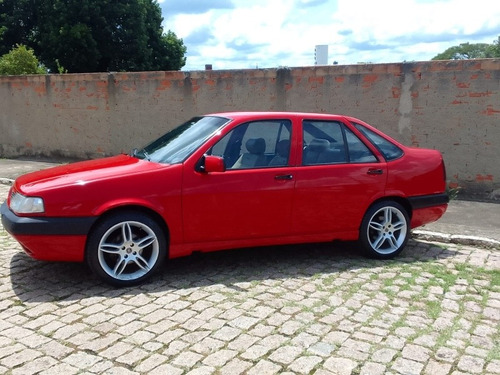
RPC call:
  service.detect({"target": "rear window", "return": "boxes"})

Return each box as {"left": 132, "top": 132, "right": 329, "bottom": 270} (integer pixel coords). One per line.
{"left": 354, "top": 123, "right": 403, "bottom": 161}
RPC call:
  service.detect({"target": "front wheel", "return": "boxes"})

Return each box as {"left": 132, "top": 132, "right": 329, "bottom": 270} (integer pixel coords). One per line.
{"left": 359, "top": 201, "right": 410, "bottom": 259}
{"left": 86, "top": 211, "right": 167, "bottom": 287}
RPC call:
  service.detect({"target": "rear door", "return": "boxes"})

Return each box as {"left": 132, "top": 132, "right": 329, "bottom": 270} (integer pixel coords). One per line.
{"left": 292, "top": 119, "right": 387, "bottom": 236}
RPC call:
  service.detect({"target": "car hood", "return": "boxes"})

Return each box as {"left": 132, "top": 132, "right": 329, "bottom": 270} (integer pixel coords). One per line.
{"left": 14, "top": 155, "right": 169, "bottom": 195}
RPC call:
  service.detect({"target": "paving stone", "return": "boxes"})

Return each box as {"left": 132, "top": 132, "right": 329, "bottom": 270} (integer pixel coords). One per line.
{"left": 219, "top": 358, "right": 252, "bottom": 375}
{"left": 424, "top": 360, "right": 452, "bottom": 375}
{"left": 308, "top": 342, "right": 335, "bottom": 357}
{"left": 323, "top": 330, "right": 350, "bottom": 345}
{"left": 392, "top": 357, "right": 425, "bottom": 375}
{"left": 148, "top": 363, "right": 183, "bottom": 375}
{"left": 288, "top": 355, "right": 322, "bottom": 374}
{"left": 486, "top": 359, "right": 500, "bottom": 373}
{"left": 323, "top": 357, "right": 358, "bottom": 375}
{"left": 457, "top": 355, "right": 485, "bottom": 374}
{"left": 372, "top": 348, "right": 398, "bottom": 363}
{"left": 211, "top": 326, "right": 241, "bottom": 342}
{"left": 202, "top": 349, "right": 238, "bottom": 367}
{"left": 360, "top": 362, "right": 386, "bottom": 375}
{"left": 168, "top": 352, "right": 198, "bottom": 369}
{"left": 268, "top": 345, "right": 303, "bottom": 364}
{"left": 62, "top": 352, "right": 101, "bottom": 369}
{"left": 402, "top": 344, "right": 431, "bottom": 362}
{"left": 247, "top": 359, "right": 282, "bottom": 375}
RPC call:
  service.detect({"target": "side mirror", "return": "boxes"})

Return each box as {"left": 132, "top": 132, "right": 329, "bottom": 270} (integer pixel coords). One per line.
{"left": 199, "top": 155, "right": 226, "bottom": 173}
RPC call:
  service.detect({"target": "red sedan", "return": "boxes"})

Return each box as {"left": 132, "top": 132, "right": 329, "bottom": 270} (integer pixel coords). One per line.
{"left": 1, "top": 112, "right": 448, "bottom": 286}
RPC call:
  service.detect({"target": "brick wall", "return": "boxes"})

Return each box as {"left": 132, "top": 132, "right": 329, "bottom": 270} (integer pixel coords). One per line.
{"left": 1, "top": 59, "right": 499, "bottom": 197}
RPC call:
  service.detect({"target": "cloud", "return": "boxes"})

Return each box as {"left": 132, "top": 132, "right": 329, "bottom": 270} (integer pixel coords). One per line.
{"left": 159, "top": 0, "right": 234, "bottom": 17}
{"left": 294, "top": 0, "right": 331, "bottom": 8}
{"left": 162, "top": 0, "right": 500, "bottom": 70}
{"left": 184, "top": 26, "right": 216, "bottom": 46}
{"left": 347, "top": 40, "right": 393, "bottom": 52}
{"left": 226, "top": 40, "right": 269, "bottom": 56}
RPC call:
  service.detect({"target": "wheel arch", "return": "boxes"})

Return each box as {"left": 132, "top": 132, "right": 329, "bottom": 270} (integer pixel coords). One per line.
{"left": 366, "top": 196, "right": 412, "bottom": 221}
{"left": 85, "top": 205, "right": 170, "bottom": 258}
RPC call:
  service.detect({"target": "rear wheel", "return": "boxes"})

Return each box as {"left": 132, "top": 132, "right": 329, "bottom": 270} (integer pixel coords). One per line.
{"left": 86, "top": 211, "right": 166, "bottom": 287}
{"left": 359, "top": 201, "right": 409, "bottom": 259}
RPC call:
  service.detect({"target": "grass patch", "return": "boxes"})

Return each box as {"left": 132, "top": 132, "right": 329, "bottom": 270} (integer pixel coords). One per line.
{"left": 425, "top": 300, "right": 442, "bottom": 320}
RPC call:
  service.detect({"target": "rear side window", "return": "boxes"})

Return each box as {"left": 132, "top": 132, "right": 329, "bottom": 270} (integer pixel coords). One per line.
{"left": 302, "top": 121, "right": 347, "bottom": 165}
{"left": 302, "top": 120, "right": 379, "bottom": 165}
{"left": 354, "top": 123, "right": 403, "bottom": 161}
{"left": 344, "top": 127, "right": 377, "bottom": 163}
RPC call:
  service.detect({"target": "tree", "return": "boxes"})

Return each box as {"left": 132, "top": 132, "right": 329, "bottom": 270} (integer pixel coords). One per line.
{"left": 0, "top": 44, "right": 46, "bottom": 75}
{"left": 0, "top": 0, "right": 186, "bottom": 73}
{"left": 0, "top": 0, "right": 37, "bottom": 56}
{"left": 432, "top": 36, "right": 500, "bottom": 60}
{"left": 487, "top": 36, "right": 500, "bottom": 57}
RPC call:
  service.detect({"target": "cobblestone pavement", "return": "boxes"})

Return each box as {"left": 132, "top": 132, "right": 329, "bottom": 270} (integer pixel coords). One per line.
{"left": 1, "top": 183, "right": 499, "bottom": 375}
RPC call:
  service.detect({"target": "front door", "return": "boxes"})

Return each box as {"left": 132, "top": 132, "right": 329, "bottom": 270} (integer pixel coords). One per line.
{"left": 182, "top": 119, "right": 295, "bottom": 244}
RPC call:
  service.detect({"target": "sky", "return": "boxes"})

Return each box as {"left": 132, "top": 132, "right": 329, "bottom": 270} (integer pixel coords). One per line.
{"left": 158, "top": 0, "right": 500, "bottom": 71}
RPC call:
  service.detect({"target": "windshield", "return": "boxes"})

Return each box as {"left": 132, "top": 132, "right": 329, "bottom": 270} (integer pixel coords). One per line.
{"left": 134, "top": 116, "right": 230, "bottom": 164}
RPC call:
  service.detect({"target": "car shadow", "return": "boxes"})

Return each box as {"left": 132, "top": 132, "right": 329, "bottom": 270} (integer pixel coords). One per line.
{"left": 9, "top": 238, "right": 457, "bottom": 303}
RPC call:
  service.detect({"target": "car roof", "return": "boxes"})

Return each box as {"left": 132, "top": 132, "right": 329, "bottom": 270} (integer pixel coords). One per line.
{"left": 205, "top": 111, "right": 353, "bottom": 122}
{"left": 204, "top": 111, "right": 405, "bottom": 149}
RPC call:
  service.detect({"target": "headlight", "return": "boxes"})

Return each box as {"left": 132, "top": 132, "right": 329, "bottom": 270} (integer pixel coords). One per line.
{"left": 9, "top": 192, "right": 45, "bottom": 214}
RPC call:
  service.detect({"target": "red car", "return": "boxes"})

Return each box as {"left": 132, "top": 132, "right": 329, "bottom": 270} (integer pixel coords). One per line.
{"left": 1, "top": 112, "right": 448, "bottom": 286}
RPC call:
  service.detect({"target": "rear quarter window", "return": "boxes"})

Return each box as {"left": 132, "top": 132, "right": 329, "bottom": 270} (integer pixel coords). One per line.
{"left": 354, "top": 123, "right": 404, "bottom": 161}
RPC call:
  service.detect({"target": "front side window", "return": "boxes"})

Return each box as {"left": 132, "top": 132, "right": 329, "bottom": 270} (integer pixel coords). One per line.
{"left": 210, "top": 120, "right": 292, "bottom": 169}
{"left": 135, "top": 116, "right": 229, "bottom": 164}
{"left": 354, "top": 123, "right": 403, "bottom": 161}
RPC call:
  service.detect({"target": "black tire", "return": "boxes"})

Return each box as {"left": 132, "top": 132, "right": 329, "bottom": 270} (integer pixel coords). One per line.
{"left": 359, "top": 201, "right": 410, "bottom": 259}
{"left": 86, "top": 211, "right": 167, "bottom": 287}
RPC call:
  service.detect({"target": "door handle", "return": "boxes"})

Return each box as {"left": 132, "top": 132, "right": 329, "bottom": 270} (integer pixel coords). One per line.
{"left": 275, "top": 174, "right": 293, "bottom": 180}
{"left": 367, "top": 168, "right": 383, "bottom": 175}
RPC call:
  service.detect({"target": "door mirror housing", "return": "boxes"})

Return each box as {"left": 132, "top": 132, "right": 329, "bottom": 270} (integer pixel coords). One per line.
{"left": 200, "top": 155, "right": 226, "bottom": 173}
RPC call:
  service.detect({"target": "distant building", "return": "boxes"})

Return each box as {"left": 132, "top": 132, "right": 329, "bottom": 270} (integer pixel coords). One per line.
{"left": 315, "top": 45, "right": 328, "bottom": 65}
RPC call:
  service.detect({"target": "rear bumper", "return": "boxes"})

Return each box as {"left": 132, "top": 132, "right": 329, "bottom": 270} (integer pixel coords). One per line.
{"left": 408, "top": 193, "right": 449, "bottom": 229}
{"left": 408, "top": 193, "right": 449, "bottom": 210}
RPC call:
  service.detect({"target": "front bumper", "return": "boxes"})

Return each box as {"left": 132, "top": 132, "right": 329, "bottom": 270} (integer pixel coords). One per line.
{"left": 1, "top": 201, "right": 97, "bottom": 262}
{"left": 1, "top": 201, "right": 97, "bottom": 236}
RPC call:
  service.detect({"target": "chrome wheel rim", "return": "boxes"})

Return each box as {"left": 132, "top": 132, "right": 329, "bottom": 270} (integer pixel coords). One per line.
{"left": 98, "top": 221, "right": 159, "bottom": 281}
{"left": 367, "top": 206, "right": 407, "bottom": 255}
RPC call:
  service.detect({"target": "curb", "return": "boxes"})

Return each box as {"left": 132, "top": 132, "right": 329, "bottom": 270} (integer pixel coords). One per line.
{"left": 413, "top": 230, "right": 500, "bottom": 250}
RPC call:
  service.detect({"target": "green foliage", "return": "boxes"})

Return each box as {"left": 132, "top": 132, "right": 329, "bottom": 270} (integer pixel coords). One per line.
{"left": 55, "top": 59, "right": 68, "bottom": 74}
{"left": 0, "top": 0, "right": 38, "bottom": 56}
{"left": 432, "top": 36, "right": 500, "bottom": 60}
{"left": 0, "top": 44, "right": 46, "bottom": 75}
{"left": 489, "top": 36, "right": 500, "bottom": 57}
{"left": 446, "top": 186, "right": 460, "bottom": 200}
{"left": 0, "top": 0, "right": 186, "bottom": 73}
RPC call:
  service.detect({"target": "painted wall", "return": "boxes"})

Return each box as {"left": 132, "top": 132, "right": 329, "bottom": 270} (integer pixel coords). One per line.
{"left": 1, "top": 59, "right": 499, "bottom": 197}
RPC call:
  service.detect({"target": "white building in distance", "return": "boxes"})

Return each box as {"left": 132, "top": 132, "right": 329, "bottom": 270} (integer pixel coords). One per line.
{"left": 315, "top": 45, "right": 328, "bottom": 65}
